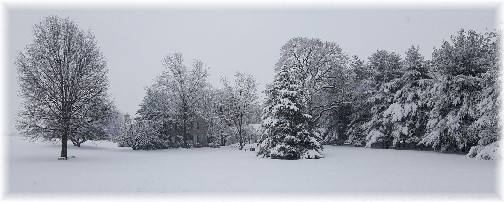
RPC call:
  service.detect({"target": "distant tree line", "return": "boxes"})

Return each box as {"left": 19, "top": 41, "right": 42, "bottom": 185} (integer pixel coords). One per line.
{"left": 110, "top": 53, "right": 261, "bottom": 150}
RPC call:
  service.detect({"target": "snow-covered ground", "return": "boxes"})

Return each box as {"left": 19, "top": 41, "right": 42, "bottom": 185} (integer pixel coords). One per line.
{"left": 6, "top": 135, "right": 499, "bottom": 199}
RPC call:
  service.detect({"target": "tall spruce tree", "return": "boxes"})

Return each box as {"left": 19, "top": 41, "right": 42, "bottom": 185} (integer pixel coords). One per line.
{"left": 258, "top": 66, "right": 323, "bottom": 160}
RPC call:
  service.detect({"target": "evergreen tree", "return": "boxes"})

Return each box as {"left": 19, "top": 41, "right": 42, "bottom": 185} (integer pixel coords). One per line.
{"left": 381, "top": 46, "right": 433, "bottom": 149}
{"left": 421, "top": 29, "right": 496, "bottom": 153}
{"left": 467, "top": 31, "right": 500, "bottom": 148}
{"left": 258, "top": 66, "right": 323, "bottom": 160}
{"left": 361, "top": 50, "right": 404, "bottom": 148}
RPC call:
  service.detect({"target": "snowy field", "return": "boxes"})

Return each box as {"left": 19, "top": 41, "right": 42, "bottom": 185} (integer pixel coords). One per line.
{"left": 7, "top": 135, "right": 499, "bottom": 199}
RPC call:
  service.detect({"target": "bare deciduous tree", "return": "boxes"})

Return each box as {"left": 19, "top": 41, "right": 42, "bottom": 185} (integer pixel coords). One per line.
{"left": 275, "top": 37, "right": 349, "bottom": 124}
{"left": 159, "top": 53, "right": 209, "bottom": 148}
{"left": 221, "top": 72, "right": 258, "bottom": 150}
{"left": 16, "top": 16, "right": 112, "bottom": 159}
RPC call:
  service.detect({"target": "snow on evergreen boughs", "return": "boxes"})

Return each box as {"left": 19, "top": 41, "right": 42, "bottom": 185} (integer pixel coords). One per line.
{"left": 265, "top": 31, "right": 499, "bottom": 159}
{"left": 365, "top": 129, "right": 385, "bottom": 148}
{"left": 468, "top": 31, "right": 500, "bottom": 149}
{"left": 258, "top": 66, "right": 323, "bottom": 160}
{"left": 421, "top": 29, "right": 498, "bottom": 153}
{"left": 466, "top": 141, "right": 501, "bottom": 160}
{"left": 379, "top": 46, "right": 432, "bottom": 148}
{"left": 359, "top": 50, "right": 404, "bottom": 148}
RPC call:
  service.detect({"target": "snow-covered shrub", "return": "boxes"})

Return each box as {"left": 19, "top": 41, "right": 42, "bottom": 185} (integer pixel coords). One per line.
{"left": 466, "top": 141, "right": 501, "bottom": 160}
{"left": 302, "top": 149, "right": 324, "bottom": 159}
{"left": 365, "top": 129, "right": 385, "bottom": 148}
{"left": 229, "top": 143, "right": 240, "bottom": 148}
{"left": 130, "top": 120, "right": 167, "bottom": 150}
{"left": 208, "top": 142, "right": 220, "bottom": 148}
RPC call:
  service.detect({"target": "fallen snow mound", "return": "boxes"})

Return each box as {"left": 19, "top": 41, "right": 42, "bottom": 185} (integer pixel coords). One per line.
{"left": 302, "top": 149, "right": 323, "bottom": 159}
{"left": 466, "top": 141, "right": 501, "bottom": 160}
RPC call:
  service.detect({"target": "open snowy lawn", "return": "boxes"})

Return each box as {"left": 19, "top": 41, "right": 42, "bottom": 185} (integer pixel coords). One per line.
{"left": 7, "top": 135, "right": 499, "bottom": 198}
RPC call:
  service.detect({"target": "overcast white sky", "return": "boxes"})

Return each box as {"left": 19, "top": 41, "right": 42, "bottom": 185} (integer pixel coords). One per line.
{"left": 6, "top": 7, "right": 497, "bottom": 134}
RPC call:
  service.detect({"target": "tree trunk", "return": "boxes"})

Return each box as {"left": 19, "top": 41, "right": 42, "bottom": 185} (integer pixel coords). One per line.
{"left": 220, "top": 134, "right": 225, "bottom": 146}
{"left": 61, "top": 130, "right": 68, "bottom": 159}
{"left": 182, "top": 102, "right": 191, "bottom": 148}
{"left": 238, "top": 113, "right": 244, "bottom": 150}
{"left": 71, "top": 138, "right": 82, "bottom": 147}
{"left": 183, "top": 118, "right": 187, "bottom": 147}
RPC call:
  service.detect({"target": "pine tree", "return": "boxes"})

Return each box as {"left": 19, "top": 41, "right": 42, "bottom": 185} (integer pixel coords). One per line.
{"left": 361, "top": 50, "right": 404, "bottom": 148}
{"left": 421, "top": 29, "right": 496, "bottom": 153}
{"left": 381, "top": 46, "right": 433, "bottom": 149}
{"left": 466, "top": 31, "right": 500, "bottom": 159}
{"left": 258, "top": 66, "right": 323, "bottom": 160}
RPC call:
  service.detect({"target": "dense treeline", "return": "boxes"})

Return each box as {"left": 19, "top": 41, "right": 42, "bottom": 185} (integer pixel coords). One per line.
{"left": 258, "top": 29, "right": 500, "bottom": 160}
{"left": 17, "top": 16, "right": 499, "bottom": 160}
